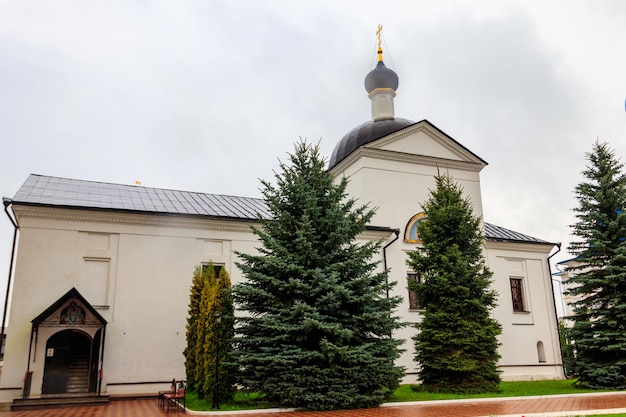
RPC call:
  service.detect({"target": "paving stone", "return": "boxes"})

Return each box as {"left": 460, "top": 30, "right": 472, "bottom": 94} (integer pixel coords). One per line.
{"left": 1, "top": 393, "right": 626, "bottom": 417}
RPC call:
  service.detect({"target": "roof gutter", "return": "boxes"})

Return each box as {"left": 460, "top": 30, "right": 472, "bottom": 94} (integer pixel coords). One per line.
{"left": 382, "top": 229, "right": 400, "bottom": 299}
{"left": 547, "top": 242, "right": 565, "bottom": 377}
{"left": 2, "top": 198, "right": 18, "bottom": 353}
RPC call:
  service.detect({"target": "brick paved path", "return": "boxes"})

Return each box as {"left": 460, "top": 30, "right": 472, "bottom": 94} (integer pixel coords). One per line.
{"left": 1, "top": 393, "right": 626, "bottom": 417}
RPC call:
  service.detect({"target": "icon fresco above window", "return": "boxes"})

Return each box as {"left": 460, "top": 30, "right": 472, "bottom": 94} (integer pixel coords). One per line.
{"left": 404, "top": 212, "right": 427, "bottom": 243}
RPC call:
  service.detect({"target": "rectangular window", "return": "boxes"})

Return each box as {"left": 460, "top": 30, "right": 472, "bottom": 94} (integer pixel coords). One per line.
{"left": 201, "top": 263, "right": 222, "bottom": 280}
{"left": 407, "top": 273, "right": 423, "bottom": 310}
{"left": 510, "top": 277, "right": 525, "bottom": 312}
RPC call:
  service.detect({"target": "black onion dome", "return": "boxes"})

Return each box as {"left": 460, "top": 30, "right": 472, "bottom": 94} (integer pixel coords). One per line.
{"left": 364, "top": 60, "right": 399, "bottom": 93}
{"left": 329, "top": 118, "right": 416, "bottom": 169}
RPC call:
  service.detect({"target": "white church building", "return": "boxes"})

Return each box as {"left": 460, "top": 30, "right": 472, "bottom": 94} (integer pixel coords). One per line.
{"left": 0, "top": 43, "right": 564, "bottom": 404}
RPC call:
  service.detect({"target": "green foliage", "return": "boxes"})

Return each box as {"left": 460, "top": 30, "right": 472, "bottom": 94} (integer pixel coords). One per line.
{"left": 406, "top": 172, "right": 501, "bottom": 393}
{"left": 200, "top": 267, "right": 236, "bottom": 404}
{"left": 184, "top": 266, "right": 207, "bottom": 394}
{"left": 184, "top": 390, "right": 272, "bottom": 412}
{"left": 566, "top": 141, "right": 626, "bottom": 389}
{"left": 232, "top": 141, "right": 405, "bottom": 411}
{"left": 184, "top": 263, "right": 236, "bottom": 403}
{"left": 185, "top": 379, "right": 606, "bottom": 411}
{"left": 405, "top": 378, "right": 597, "bottom": 400}
{"left": 558, "top": 319, "right": 576, "bottom": 378}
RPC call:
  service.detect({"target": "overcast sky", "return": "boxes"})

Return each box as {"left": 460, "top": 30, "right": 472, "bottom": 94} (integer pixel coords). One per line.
{"left": 1, "top": 1, "right": 625, "bottom": 310}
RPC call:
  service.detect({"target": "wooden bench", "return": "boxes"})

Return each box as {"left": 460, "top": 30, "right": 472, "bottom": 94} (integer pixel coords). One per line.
{"left": 158, "top": 378, "right": 176, "bottom": 409}
{"left": 163, "top": 381, "right": 186, "bottom": 413}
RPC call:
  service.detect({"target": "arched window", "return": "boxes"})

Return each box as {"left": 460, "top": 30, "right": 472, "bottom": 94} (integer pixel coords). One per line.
{"left": 404, "top": 212, "right": 427, "bottom": 243}
{"left": 537, "top": 341, "right": 546, "bottom": 363}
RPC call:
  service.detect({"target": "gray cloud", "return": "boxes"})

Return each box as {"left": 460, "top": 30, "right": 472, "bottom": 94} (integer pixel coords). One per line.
{"left": 1, "top": 0, "right": 625, "bottom": 302}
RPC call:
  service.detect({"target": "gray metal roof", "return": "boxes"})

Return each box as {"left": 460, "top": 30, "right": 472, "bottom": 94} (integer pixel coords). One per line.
{"left": 483, "top": 222, "right": 552, "bottom": 244}
{"left": 329, "top": 118, "right": 417, "bottom": 169}
{"left": 328, "top": 119, "right": 488, "bottom": 170}
{"left": 12, "top": 174, "right": 270, "bottom": 221}
{"left": 10, "top": 174, "right": 552, "bottom": 245}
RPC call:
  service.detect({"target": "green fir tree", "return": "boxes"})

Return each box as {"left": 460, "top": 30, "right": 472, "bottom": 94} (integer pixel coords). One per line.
{"left": 407, "top": 173, "right": 501, "bottom": 393}
{"left": 566, "top": 141, "right": 626, "bottom": 389}
{"left": 233, "top": 141, "right": 404, "bottom": 411}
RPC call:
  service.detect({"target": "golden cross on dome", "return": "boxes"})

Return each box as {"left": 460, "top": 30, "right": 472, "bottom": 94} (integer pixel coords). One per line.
{"left": 376, "top": 24, "right": 384, "bottom": 61}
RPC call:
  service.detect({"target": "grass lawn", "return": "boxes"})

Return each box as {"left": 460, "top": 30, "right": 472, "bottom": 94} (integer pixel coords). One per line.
{"left": 589, "top": 415, "right": 626, "bottom": 417}
{"left": 387, "top": 379, "right": 605, "bottom": 402}
{"left": 184, "top": 390, "right": 274, "bottom": 412}
{"left": 184, "top": 379, "right": 620, "bottom": 412}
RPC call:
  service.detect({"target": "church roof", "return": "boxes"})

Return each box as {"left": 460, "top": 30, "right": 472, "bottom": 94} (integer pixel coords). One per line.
{"left": 483, "top": 222, "right": 552, "bottom": 245}
{"left": 328, "top": 118, "right": 489, "bottom": 170}
{"left": 11, "top": 174, "right": 271, "bottom": 221}
{"left": 31, "top": 287, "right": 107, "bottom": 328}
{"left": 10, "top": 174, "right": 551, "bottom": 245}
{"left": 364, "top": 60, "right": 399, "bottom": 93}
{"left": 329, "top": 118, "right": 417, "bottom": 168}
{"left": 329, "top": 40, "right": 487, "bottom": 170}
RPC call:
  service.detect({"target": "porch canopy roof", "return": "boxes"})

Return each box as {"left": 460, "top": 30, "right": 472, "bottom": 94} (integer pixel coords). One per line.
{"left": 32, "top": 287, "right": 107, "bottom": 329}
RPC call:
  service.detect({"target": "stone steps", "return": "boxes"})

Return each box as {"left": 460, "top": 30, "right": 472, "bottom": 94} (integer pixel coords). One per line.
{"left": 11, "top": 395, "right": 109, "bottom": 411}
{"left": 66, "top": 356, "right": 90, "bottom": 393}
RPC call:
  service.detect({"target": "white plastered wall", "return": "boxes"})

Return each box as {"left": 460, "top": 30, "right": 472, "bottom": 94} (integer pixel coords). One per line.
{"left": 330, "top": 123, "right": 563, "bottom": 383}
{"left": 0, "top": 207, "right": 260, "bottom": 400}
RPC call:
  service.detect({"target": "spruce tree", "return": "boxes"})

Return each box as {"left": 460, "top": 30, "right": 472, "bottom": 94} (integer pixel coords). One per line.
{"left": 566, "top": 141, "right": 626, "bottom": 389}
{"left": 406, "top": 173, "right": 501, "bottom": 393}
{"left": 233, "top": 141, "right": 404, "bottom": 411}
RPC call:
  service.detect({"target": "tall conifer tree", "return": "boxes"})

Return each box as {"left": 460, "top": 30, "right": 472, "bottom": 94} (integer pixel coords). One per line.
{"left": 407, "top": 173, "right": 501, "bottom": 393}
{"left": 185, "top": 262, "right": 235, "bottom": 401}
{"left": 196, "top": 275, "right": 214, "bottom": 398}
{"left": 233, "top": 141, "right": 404, "bottom": 411}
{"left": 200, "top": 267, "right": 236, "bottom": 404}
{"left": 184, "top": 266, "right": 208, "bottom": 394}
{"left": 567, "top": 141, "right": 626, "bottom": 389}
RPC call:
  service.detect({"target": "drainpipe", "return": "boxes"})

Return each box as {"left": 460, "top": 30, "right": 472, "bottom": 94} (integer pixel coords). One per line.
{"left": 2, "top": 198, "right": 18, "bottom": 357}
{"left": 547, "top": 242, "right": 564, "bottom": 377}
{"left": 382, "top": 229, "right": 400, "bottom": 299}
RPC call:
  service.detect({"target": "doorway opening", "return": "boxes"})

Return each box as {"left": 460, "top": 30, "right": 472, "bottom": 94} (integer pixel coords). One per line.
{"left": 42, "top": 329, "right": 99, "bottom": 395}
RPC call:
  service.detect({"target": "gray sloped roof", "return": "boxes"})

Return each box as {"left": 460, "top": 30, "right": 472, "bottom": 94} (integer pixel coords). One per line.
{"left": 11, "top": 174, "right": 270, "bottom": 221}
{"left": 10, "top": 174, "right": 552, "bottom": 245}
{"left": 329, "top": 118, "right": 417, "bottom": 169}
{"left": 329, "top": 118, "right": 489, "bottom": 170}
{"left": 483, "top": 222, "right": 552, "bottom": 244}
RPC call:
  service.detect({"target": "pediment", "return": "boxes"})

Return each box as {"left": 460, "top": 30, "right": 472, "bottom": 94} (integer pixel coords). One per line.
{"left": 366, "top": 120, "right": 487, "bottom": 166}
{"left": 32, "top": 287, "right": 107, "bottom": 328}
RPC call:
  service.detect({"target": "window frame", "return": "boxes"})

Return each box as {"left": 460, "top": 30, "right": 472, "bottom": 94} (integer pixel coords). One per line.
{"left": 407, "top": 272, "right": 424, "bottom": 311}
{"left": 509, "top": 277, "right": 527, "bottom": 313}
{"left": 201, "top": 263, "right": 223, "bottom": 280}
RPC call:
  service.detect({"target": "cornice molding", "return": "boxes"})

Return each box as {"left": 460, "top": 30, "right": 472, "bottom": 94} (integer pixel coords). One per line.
{"left": 485, "top": 240, "right": 554, "bottom": 254}
{"left": 329, "top": 121, "right": 487, "bottom": 175}
{"left": 362, "top": 147, "right": 485, "bottom": 172}
{"left": 330, "top": 144, "right": 484, "bottom": 175}
{"left": 13, "top": 206, "right": 257, "bottom": 233}
{"left": 13, "top": 206, "right": 396, "bottom": 241}
{"left": 360, "top": 230, "right": 394, "bottom": 242}
{"left": 370, "top": 123, "right": 485, "bottom": 166}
